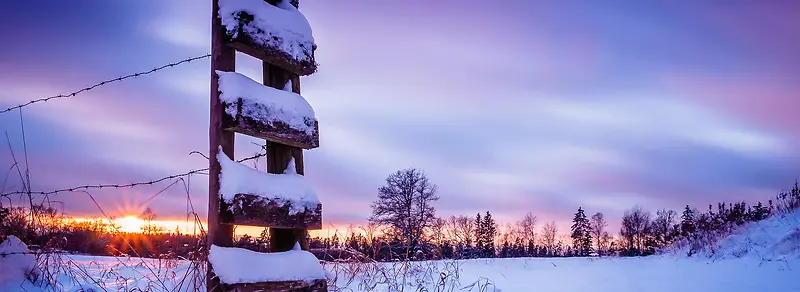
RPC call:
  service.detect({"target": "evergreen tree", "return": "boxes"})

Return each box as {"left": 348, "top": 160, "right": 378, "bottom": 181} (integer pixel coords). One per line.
{"left": 331, "top": 233, "right": 340, "bottom": 248}
{"left": 526, "top": 240, "right": 536, "bottom": 257}
{"left": 680, "top": 205, "right": 695, "bottom": 236}
{"left": 482, "top": 211, "right": 497, "bottom": 257}
{"left": 440, "top": 241, "right": 454, "bottom": 259}
{"left": 474, "top": 213, "right": 484, "bottom": 258}
{"left": 750, "top": 201, "right": 769, "bottom": 221}
{"left": 513, "top": 237, "right": 525, "bottom": 257}
{"left": 500, "top": 239, "right": 510, "bottom": 258}
{"left": 570, "top": 207, "right": 592, "bottom": 256}
{"left": 258, "top": 228, "right": 269, "bottom": 242}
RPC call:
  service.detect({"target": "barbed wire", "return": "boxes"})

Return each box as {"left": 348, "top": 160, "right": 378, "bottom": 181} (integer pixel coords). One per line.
{"left": 0, "top": 251, "right": 68, "bottom": 256}
{"left": 0, "top": 152, "right": 265, "bottom": 197}
{"left": 0, "top": 54, "right": 211, "bottom": 114}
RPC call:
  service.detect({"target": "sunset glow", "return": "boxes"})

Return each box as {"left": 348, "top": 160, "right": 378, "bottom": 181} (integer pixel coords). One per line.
{"left": 1, "top": 0, "right": 798, "bottom": 241}
{"left": 115, "top": 216, "right": 146, "bottom": 233}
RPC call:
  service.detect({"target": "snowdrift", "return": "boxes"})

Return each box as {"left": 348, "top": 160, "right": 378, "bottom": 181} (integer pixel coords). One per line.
{"left": 668, "top": 209, "right": 800, "bottom": 260}
{"left": 0, "top": 236, "right": 37, "bottom": 288}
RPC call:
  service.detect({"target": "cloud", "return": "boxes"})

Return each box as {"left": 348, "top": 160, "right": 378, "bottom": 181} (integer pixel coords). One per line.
{"left": 1, "top": 0, "right": 798, "bottom": 234}
{"left": 664, "top": 74, "right": 800, "bottom": 139}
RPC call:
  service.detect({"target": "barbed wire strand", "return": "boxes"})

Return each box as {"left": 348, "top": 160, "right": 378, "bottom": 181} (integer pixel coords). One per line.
{"left": 0, "top": 54, "right": 211, "bottom": 114}
{"left": 0, "top": 152, "right": 265, "bottom": 197}
{"left": 0, "top": 251, "right": 68, "bottom": 256}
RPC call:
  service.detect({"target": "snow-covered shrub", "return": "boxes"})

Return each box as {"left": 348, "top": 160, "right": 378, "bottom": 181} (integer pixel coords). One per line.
{"left": 0, "top": 235, "right": 38, "bottom": 287}
{"left": 665, "top": 209, "right": 800, "bottom": 261}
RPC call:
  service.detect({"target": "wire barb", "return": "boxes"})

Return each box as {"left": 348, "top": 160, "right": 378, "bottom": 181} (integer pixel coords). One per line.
{"left": 1, "top": 54, "right": 211, "bottom": 114}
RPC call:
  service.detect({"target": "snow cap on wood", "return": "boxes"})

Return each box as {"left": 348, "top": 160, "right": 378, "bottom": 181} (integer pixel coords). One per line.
{"left": 217, "top": 148, "right": 320, "bottom": 216}
{"left": 209, "top": 244, "right": 326, "bottom": 284}
{"left": 218, "top": 0, "right": 317, "bottom": 75}
{"left": 217, "top": 70, "right": 320, "bottom": 149}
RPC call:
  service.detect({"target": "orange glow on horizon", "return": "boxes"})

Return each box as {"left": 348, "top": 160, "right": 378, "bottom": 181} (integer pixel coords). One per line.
{"left": 116, "top": 216, "right": 146, "bottom": 233}
{"left": 73, "top": 216, "right": 358, "bottom": 238}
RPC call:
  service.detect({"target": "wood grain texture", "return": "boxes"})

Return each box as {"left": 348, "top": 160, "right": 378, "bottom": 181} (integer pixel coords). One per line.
{"left": 228, "top": 38, "right": 317, "bottom": 76}
{"left": 222, "top": 107, "right": 320, "bottom": 149}
{"left": 209, "top": 0, "right": 237, "bottom": 291}
{"left": 223, "top": 194, "right": 322, "bottom": 229}
{"left": 226, "top": 279, "right": 327, "bottom": 292}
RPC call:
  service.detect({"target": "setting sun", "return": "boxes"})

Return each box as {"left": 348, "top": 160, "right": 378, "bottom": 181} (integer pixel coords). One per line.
{"left": 115, "top": 216, "right": 146, "bottom": 233}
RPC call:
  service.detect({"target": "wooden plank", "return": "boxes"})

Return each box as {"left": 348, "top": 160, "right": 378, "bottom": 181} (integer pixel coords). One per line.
{"left": 220, "top": 0, "right": 315, "bottom": 75}
{"left": 265, "top": 0, "right": 299, "bottom": 8}
{"left": 227, "top": 279, "right": 327, "bottom": 292}
{"left": 227, "top": 38, "right": 317, "bottom": 76}
{"left": 223, "top": 114, "right": 319, "bottom": 149}
{"left": 220, "top": 61, "right": 319, "bottom": 149}
{"left": 209, "top": 0, "right": 236, "bottom": 291}
{"left": 226, "top": 195, "right": 322, "bottom": 229}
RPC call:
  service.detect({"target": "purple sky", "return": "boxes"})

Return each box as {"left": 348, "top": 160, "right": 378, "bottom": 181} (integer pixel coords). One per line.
{"left": 1, "top": 0, "right": 798, "bottom": 231}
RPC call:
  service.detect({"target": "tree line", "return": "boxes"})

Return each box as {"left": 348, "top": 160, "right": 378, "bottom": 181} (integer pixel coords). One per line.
{"left": 1, "top": 169, "right": 798, "bottom": 262}
{"left": 326, "top": 168, "right": 800, "bottom": 261}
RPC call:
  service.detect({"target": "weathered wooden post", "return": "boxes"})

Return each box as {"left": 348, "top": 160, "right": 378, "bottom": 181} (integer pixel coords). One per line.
{"left": 208, "top": 0, "right": 324, "bottom": 291}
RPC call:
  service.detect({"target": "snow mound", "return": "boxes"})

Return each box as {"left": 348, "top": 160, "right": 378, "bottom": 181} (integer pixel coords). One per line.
{"left": 218, "top": 0, "right": 315, "bottom": 62}
{"left": 0, "top": 236, "right": 37, "bottom": 287}
{"left": 683, "top": 209, "right": 800, "bottom": 260}
{"left": 770, "top": 228, "right": 800, "bottom": 257}
{"left": 216, "top": 70, "right": 316, "bottom": 135}
{"left": 209, "top": 243, "right": 325, "bottom": 284}
{"left": 217, "top": 149, "right": 319, "bottom": 215}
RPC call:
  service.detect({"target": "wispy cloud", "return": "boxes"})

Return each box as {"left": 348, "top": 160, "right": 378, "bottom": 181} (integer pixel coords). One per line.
{"left": 0, "top": 0, "right": 797, "bottom": 232}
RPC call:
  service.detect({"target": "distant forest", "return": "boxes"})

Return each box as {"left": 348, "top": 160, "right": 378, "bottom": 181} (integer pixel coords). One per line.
{"left": 1, "top": 169, "right": 798, "bottom": 262}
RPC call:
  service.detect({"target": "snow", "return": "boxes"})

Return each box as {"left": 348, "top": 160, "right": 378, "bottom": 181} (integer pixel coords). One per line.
{"left": 709, "top": 209, "right": 800, "bottom": 260}
{"left": 330, "top": 256, "right": 799, "bottom": 292}
{"left": 217, "top": 149, "right": 319, "bottom": 215}
{"left": 4, "top": 210, "right": 799, "bottom": 291}
{"left": 1, "top": 254, "right": 203, "bottom": 292}
{"left": 4, "top": 255, "right": 799, "bottom": 292}
{"left": 283, "top": 79, "right": 293, "bottom": 91}
{"left": 218, "top": 0, "right": 315, "bottom": 62}
{"left": 663, "top": 209, "right": 800, "bottom": 261}
{"left": 208, "top": 243, "right": 325, "bottom": 284}
{"left": 216, "top": 70, "right": 316, "bottom": 135}
{"left": 0, "top": 236, "right": 36, "bottom": 288}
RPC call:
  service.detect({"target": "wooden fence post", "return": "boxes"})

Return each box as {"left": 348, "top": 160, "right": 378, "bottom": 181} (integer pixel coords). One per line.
{"left": 208, "top": 0, "right": 237, "bottom": 291}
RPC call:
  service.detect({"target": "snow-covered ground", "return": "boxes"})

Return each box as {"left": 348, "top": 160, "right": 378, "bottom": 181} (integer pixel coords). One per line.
{"left": 1, "top": 254, "right": 797, "bottom": 292}
{"left": 3, "top": 210, "right": 798, "bottom": 291}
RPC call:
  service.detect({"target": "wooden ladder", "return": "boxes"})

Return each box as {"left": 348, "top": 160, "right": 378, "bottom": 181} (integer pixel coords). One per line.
{"left": 207, "top": 0, "right": 325, "bottom": 291}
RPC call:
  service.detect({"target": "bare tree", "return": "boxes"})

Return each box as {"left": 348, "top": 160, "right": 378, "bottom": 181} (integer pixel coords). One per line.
{"left": 369, "top": 168, "right": 439, "bottom": 249}
{"left": 445, "top": 215, "right": 475, "bottom": 245}
{"left": 359, "top": 221, "right": 379, "bottom": 246}
{"left": 620, "top": 205, "right": 652, "bottom": 254}
{"left": 518, "top": 212, "right": 537, "bottom": 247}
{"left": 590, "top": 212, "right": 607, "bottom": 253}
{"left": 651, "top": 209, "right": 678, "bottom": 246}
{"left": 429, "top": 217, "right": 446, "bottom": 244}
{"left": 600, "top": 231, "right": 613, "bottom": 254}
{"left": 541, "top": 221, "right": 558, "bottom": 255}
{"left": 140, "top": 208, "right": 163, "bottom": 235}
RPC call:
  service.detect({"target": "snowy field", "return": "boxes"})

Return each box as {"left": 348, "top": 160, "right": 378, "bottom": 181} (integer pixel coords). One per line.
{"left": 3, "top": 210, "right": 798, "bottom": 291}
{"left": 1, "top": 255, "right": 798, "bottom": 292}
